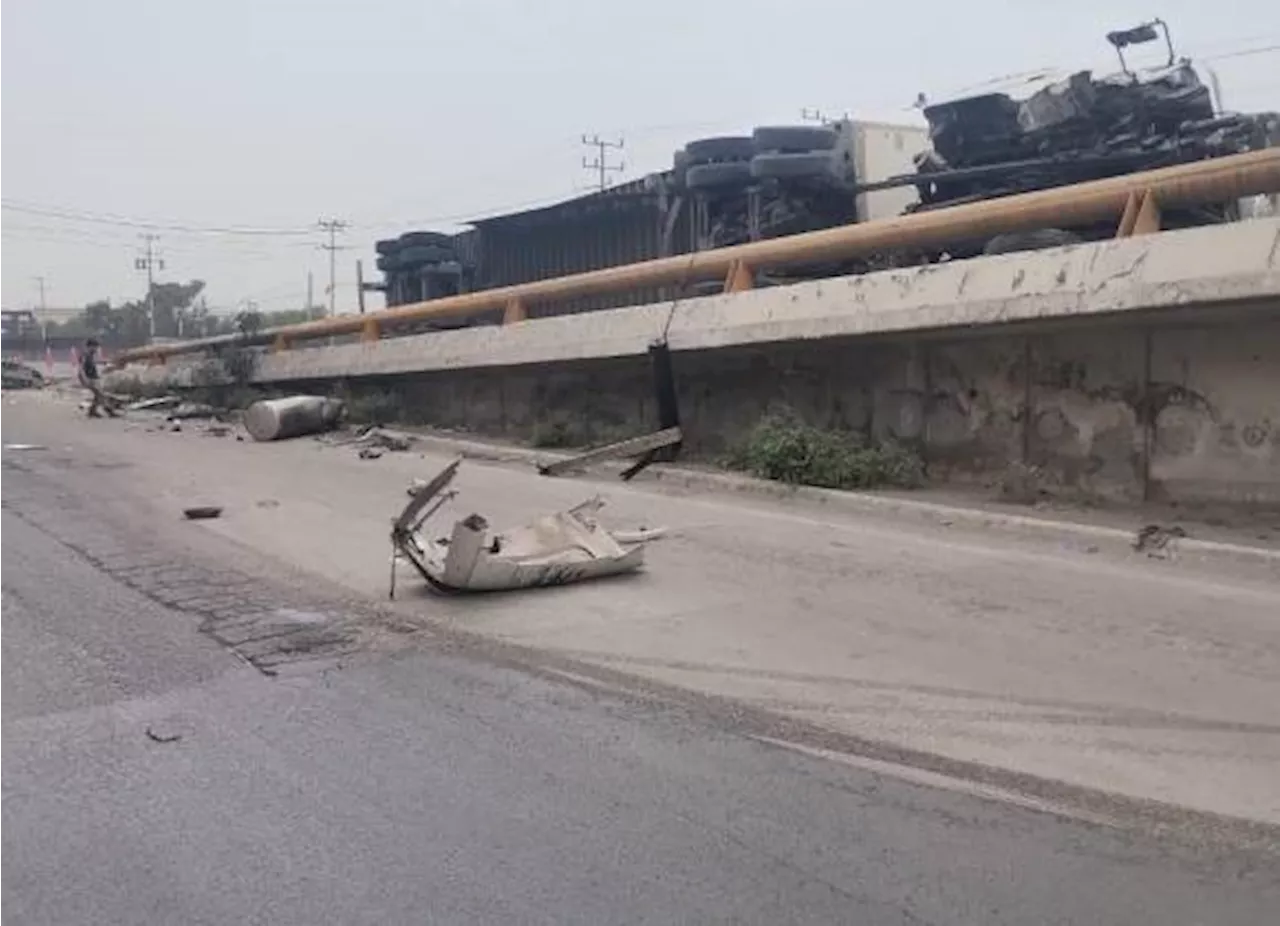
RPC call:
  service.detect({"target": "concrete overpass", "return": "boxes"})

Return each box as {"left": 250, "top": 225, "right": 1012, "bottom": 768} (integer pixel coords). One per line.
{"left": 110, "top": 217, "right": 1280, "bottom": 506}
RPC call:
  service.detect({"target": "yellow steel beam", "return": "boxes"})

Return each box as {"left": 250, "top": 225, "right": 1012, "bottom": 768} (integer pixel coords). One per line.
{"left": 115, "top": 148, "right": 1280, "bottom": 365}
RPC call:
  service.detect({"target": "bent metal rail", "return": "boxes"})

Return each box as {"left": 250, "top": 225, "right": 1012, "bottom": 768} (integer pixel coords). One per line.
{"left": 115, "top": 148, "right": 1280, "bottom": 366}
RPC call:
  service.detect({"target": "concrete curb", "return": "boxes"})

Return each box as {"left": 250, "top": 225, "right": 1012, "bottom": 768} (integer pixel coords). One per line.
{"left": 404, "top": 430, "right": 1280, "bottom": 571}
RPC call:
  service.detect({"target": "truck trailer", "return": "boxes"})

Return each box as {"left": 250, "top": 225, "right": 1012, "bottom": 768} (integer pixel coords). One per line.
{"left": 373, "top": 20, "right": 1276, "bottom": 319}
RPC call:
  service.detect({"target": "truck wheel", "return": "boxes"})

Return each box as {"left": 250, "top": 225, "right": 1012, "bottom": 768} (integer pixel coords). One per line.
{"left": 683, "top": 136, "right": 754, "bottom": 164}
{"left": 685, "top": 161, "right": 753, "bottom": 189}
{"left": 752, "top": 125, "right": 838, "bottom": 153}
{"left": 398, "top": 231, "right": 453, "bottom": 248}
{"left": 983, "top": 229, "right": 1082, "bottom": 255}
{"left": 749, "top": 151, "right": 836, "bottom": 180}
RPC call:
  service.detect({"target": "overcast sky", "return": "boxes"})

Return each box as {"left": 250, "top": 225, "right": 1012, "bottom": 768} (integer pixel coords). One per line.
{"left": 3, "top": 0, "right": 1278, "bottom": 314}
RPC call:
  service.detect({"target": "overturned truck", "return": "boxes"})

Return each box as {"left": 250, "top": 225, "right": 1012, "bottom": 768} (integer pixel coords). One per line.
{"left": 911, "top": 19, "right": 1279, "bottom": 251}
{"left": 372, "top": 20, "right": 1277, "bottom": 315}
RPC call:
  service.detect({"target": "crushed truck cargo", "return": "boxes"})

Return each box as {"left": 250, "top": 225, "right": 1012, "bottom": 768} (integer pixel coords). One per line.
{"left": 389, "top": 459, "right": 662, "bottom": 595}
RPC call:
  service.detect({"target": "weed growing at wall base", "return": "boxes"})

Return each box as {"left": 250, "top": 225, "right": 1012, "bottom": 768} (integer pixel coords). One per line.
{"left": 727, "top": 410, "right": 924, "bottom": 491}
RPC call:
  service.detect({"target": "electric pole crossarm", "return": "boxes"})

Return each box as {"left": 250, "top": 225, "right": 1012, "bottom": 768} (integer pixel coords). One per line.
{"left": 581, "top": 134, "right": 625, "bottom": 191}
{"left": 316, "top": 218, "right": 349, "bottom": 317}
{"left": 135, "top": 233, "right": 164, "bottom": 339}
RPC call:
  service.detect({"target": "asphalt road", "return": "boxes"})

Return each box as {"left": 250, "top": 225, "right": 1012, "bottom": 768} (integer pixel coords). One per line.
{"left": 3, "top": 429, "right": 1279, "bottom": 924}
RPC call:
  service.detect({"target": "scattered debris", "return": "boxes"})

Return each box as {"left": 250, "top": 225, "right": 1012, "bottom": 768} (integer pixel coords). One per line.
{"left": 324, "top": 424, "right": 416, "bottom": 451}
{"left": 166, "top": 402, "right": 221, "bottom": 421}
{"left": 183, "top": 505, "right": 223, "bottom": 520}
{"left": 169, "top": 422, "right": 183, "bottom": 433}
{"left": 998, "top": 461, "right": 1052, "bottom": 505}
{"left": 4, "top": 443, "right": 47, "bottom": 451}
{"left": 244, "top": 396, "right": 344, "bottom": 442}
{"left": 367, "top": 429, "right": 414, "bottom": 452}
{"left": 537, "top": 426, "right": 683, "bottom": 479}
{"left": 256, "top": 499, "right": 280, "bottom": 509}
{"left": 127, "top": 395, "right": 182, "bottom": 412}
{"left": 611, "top": 526, "right": 669, "bottom": 544}
{"left": 358, "top": 447, "right": 383, "bottom": 460}
{"left": 1133, "top": 523, "right": 1187, "bottom": 558}
{"left": 390, "top": 459, "right": 657, "bottom": 595}
{"left": 204, "top": 423, "right": 232, "bottom": 437}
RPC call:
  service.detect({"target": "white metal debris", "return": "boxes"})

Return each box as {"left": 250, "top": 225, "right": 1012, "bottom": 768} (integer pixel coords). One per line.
{"left": 390, "top": 458, "right": 657, "bottom": 595}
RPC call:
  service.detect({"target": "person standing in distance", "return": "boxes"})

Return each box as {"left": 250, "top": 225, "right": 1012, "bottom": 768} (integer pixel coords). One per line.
{"left": 78, "top": 338, "right": 119, "bottom": 418}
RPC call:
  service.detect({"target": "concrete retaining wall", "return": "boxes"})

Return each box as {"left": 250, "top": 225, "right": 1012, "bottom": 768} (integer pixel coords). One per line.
{"left": 110, "top": 219, "right": 1280, "bottom": 505}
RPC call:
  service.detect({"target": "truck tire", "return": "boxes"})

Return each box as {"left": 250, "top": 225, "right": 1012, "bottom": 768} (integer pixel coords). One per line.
{"left": 396, "top": 244, "right": 454, "bottom": 265}
{"left": 749, "top": 151, "right": 836, "bottom": 180}
{"left": 752, "top": 125, "right": 838, "bottom": 153}
{"left": 684, "top": 136, "right": 754, "bottom": 164}
{"left": 671, "top": 148, "right": 690, "bottom": 186}
{"left": 685, "top": 161, "right": 752, "bottom": 189}
{"left": 983, "top": 229, "right": 1082, "bottom": 255}
{"left": 375, "top": 238, "right": 400, "bottom": 256}
{"left": 398, "top": 231, "right": 452, "bottom": 248}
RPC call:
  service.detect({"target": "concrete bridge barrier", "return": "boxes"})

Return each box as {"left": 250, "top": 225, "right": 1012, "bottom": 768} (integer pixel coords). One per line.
{"left": 110, "top": 218, "right": 1280, "bottom": 506}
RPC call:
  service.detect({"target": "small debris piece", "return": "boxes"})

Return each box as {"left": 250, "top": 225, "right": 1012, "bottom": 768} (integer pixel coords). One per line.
{"left": 368, "top": 429, "right": 413, "bottom": 452}
{"left": 611, "top": 526, "right": 668, "bottom": 543}
{"left": 169, "top": 422, "right": 183, "bottom": 432}
{"left": 183, "top": 505, "right": 223, "bottom": 520}
{"left": 167, "top": 402, "right": 221, "bottom": 421}
{"left": 358, "top": 447, "right": 383, "bottom": 460}
{"left": 1132, "top": 523, "right": 1187, "bottom": 557}
{"left": 256, "top": 499, "right": 280, "bottom": 509}
{"left": 204, "top": 424, "right": 232, "bottom": 437}
{"left": 537, "top": 426, "right": 683, "bottom": 478}
{"left": 127, "top": 395, "right": 182, "bottom": 412}
{"left": 145, "top": 725, "right": 183, "bottom": 744}
{"left": 4, "top": 443, "right": 47, "bottom": 451}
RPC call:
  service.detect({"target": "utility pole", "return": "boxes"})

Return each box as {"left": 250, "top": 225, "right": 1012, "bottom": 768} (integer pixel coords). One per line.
{"left": 581, "top": 134, "right": 625, "bottom": 191}
{"left": 32, "top": 276, "right": 48, "bottom": 341}
{"left": 306, "top": 271, "right": 315, "bottom": 317}
{"left": 316, "top": 218, "right": 349, "bottom": 316}
{"left": 134, "top": 233, "right": 164, "bottom": 339}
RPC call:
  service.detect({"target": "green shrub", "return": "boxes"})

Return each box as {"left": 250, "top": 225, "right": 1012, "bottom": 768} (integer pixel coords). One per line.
{"left": 727, "top": 410, "right": 924, "bottom": 490}
{"left": 530, "top": 419, "right": 576, "bottom": 448}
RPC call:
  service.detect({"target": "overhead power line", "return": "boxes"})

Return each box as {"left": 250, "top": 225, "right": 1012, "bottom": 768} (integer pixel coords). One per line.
{"left": 0, "top": 200, "right": 315, "bottom": 236}
{"left": 1199, "top": 43, "right": 1280, "bottom": 62}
